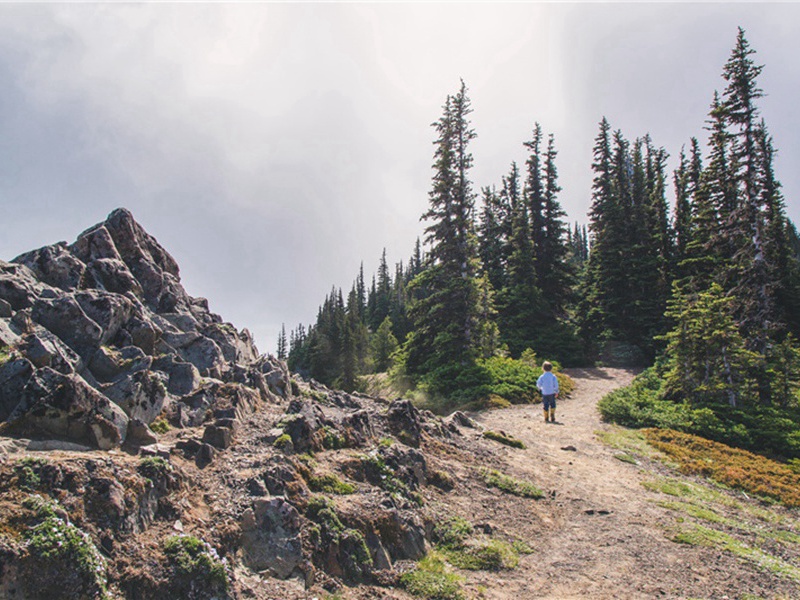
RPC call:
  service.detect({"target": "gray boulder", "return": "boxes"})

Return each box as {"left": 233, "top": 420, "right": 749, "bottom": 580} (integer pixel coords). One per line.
{"left": 31, "top": 295, "right": 103, "bottom": 359}
{"left": 240, "top": 497, "right": 304, "bottom": 579}
{"left": 19, "top": 330, "right": 82, "bottom": 374}
{"left": 103, "top": 369, "right": 168, "bottom": 424}
{"left": 13, "top": 242, "right": 86, "bottom": 291}
{"left": 0, "top": 357, "right": 34, "bottom": 421}
{"left": 6, "top": 367, "right": 129, "bottom": 449}
{"left": 75, "top": 290, "right": 134, "bottom": 345}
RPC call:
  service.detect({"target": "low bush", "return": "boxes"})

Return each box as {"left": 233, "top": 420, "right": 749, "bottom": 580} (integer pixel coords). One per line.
{"left": 644, "top": 428, "right": 800, "bottom": 508}
{"left": 599, "top": 367, "right": 800, "bottom": 460}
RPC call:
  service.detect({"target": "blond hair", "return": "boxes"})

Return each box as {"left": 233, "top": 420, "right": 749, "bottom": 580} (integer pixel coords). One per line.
{"left": 542, "top": 361, "right": 553, "bottom": 371}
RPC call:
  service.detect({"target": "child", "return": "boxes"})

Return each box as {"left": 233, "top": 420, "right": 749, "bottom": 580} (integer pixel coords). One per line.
{"left": 536, "top": 361, "right": 559, "bottom": 423}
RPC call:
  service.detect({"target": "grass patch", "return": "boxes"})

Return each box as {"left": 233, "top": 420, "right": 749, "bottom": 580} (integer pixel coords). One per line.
{"left": 308, "top": 473, "right": 356, "bottom": 495}
{"left": 644, "top": 429, "right": 800, "bottom": 508}
{"left": 481, "top": 468, "right": 543, "bottom": 499}
{"left": 483, "top": 430, "right": 526, "bottom": 449}
{"left": 614, "top": 453, "right": 639, "bottom": 465}
{"left": 400, "top": 551, "right": 465, "bottom": 600}
{"left": 656, "top": 500, "right": 727, "bottom": 524}
{"left": 673, "top": 524, "right": 800, "bottom": 582}
{"left": 433, "top": 516, "right": 473, "bottom": 551}
{"left": 444, "top": 539, "right": 519, "bottom": 571}
{"left": 596, "top": 426, "right": 661, "bottom": 461}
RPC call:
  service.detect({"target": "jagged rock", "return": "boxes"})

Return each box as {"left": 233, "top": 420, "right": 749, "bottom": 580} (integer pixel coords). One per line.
{"left": 152, "top": 354, "right": 200, "bottom": 396}
{"left": 19, "top": 330, "right": 82, "bottom": 374}
{"left": 0, "top": 299, "right": 11, "bottom": 318}
{"left": 386, "top": 399, "right": 422, "bottom": 448}
{"left": 88, "top": 257, "right": 144, "bottom": 297}
{"left": 329, "top": 391, "right": 363, "bottom": 409}
{"left": 0, "top": 358, "right": 34, "bottom": 421}
{"left": 341, "top": 410, "right": 374, "bottom": 447}
{"left": 446, "top": 410, "right": 479, "bottom": 429}
{"left": 101, "top": 208, "right": 182, "bottom": 307}
{"left": 261, "top": 458, "right": 309, "bottom": 500}
{"left": 282, "top": 400, "right": 332, "bottom": 453}
{"left": 0, "top": 261, "right": 47, "bottom": 310}
{"left": 13, "top": 242, "right": 86, "bottom": 291}
{"left": 255, "top": 355, "right": 291, "bottom": 398}
{"left": 203, "top": 322, "right": 259, "bottom": 365}
{"left": 175, "top": 335, "right": 226, "bottom": 379}
{"left": 70, "top": 223, "right": 123, "bottom": 263}
{"left": 127, "top": 418, "right": 159, "bottom": 446}
{"left": 240, "top": 497, "right": 304, "bottom": 579}
{"left": 74, "top": 290, "right": 134, "bottom": 345}
{"left": 31, "top": 295, "right": 103, "bottom": 359}
{"left": 121, "top": 315, "right": 162, "bottom": 354}
{"left": 103, "top": 369, "right": 168, "bottom": 424}
{"left": 381, "top": 445, "right": 428, "bottom": 490}
{"left": 0, "top": 319, "right": 20, "bottom": 347}
{"left": 6, "top": 367, "right": 128, "bottom": 449}
{"left": 89, "top": 345, "right": 151, "bottom": 383}
{"left": 202, "top": 422, "right": 234, "bottom": 449}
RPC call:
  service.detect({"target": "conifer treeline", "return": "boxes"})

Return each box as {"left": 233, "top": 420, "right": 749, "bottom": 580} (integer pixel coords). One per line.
{"left": 283, "top": 29, "right": 800, "bottom": 407}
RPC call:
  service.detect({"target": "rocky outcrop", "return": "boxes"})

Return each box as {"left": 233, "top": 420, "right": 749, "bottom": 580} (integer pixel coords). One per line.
{"left": 0, "top": 208, "right": 273, "bottom": 450}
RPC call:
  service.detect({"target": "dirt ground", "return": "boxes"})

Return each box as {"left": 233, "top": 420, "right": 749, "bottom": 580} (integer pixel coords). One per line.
{"left": 443, "top": 367, "right": 800, "bottom": 600}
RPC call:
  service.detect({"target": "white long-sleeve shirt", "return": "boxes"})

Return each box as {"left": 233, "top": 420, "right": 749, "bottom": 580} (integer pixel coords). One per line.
{"left": 537, "top": 371, "right": 559, "bottom": 396}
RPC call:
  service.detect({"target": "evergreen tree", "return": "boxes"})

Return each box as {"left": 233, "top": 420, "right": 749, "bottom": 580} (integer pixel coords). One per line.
{"left": 478, "top": 186, "right": 508, "bottom": 292}
{"left": 404, "top": 81, "right": 489, "bottom": 379}
{"left": 277, "top": 324, "right": 288, "bottom": 360}
{"left": 372, "top": 316, "right": 399, "bottom": 372}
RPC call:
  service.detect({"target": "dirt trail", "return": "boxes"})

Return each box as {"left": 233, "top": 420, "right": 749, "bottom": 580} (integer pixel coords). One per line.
{"left": 465, "top": 367, "right": 792, "bottom": 600}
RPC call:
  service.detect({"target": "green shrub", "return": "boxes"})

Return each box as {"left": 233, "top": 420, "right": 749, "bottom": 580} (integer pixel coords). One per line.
{"left": 308, "top": 473, "right": 356, "bottom": 495}
{"left": 150, "top": 419, "right": 170, "bottom": 434}
{"left": 599, "top": 366, "right": 800, "bottom": 460}
{"left": 15, "top": 457, "right": 48, "bottom": 491}
{"left": 137, "top": 456, "right": 172, "bottom": 481}
{"left": 433, "top": 516, "right": 473, "bottom": 551}
{"left": 321, "top": 426, "right": 346, "bottom": 450}
{"left": 163, "top": 535, "right": 228, "bottom": 591}
{"left": 25, "top": 516, "right": 108, "bottom": 598}
{"left": 400, "top": 552, "right": 464, "bottom": 600}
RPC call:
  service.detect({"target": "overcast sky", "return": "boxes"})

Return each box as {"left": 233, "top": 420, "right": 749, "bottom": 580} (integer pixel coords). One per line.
{"left": 2, "top": 3, "right": 799, "bottom": 354}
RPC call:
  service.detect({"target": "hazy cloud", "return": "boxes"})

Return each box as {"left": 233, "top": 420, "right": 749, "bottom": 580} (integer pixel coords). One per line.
{"left": 2, "top": 3, "right": 799, "bottom": 352}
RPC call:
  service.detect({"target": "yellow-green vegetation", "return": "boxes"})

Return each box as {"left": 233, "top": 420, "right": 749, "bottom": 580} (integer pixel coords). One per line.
{"left": 321, "top": 426, "right": 347, "bottom": 450}
{"left": 14, "top": 457, "right": 49, "bottom": 492}
{"left": 137, "top": 456, "right": 172, "bottom": 480}
{"left": 308, "top": 473, "right": 356, "bottom": 495}
{"left": 400, "top": 551, "right": 465, "bottom": 600}
{"left": 482, "top": 430, "right": 526, "bottom": 449}
{"left": 163, "top": 535, "right": 228, "bottom": 591}
{"left": 445, "top": 539, "right": 520, "bottom": 571}
{"left": 0, "top": 343, "right": 14, "bottom": 365}
{"left": 596, "top": 426, "right": 662, "bottom": 461}
{"left": 673, "top": 524, "right": 800, "bottom": 583}
{"left": 149, "top": 418, "right": 170, "bottom": 434}
{"left": 644, "top": 428, "right": 800, "bottom": 507}
{"left": 480, "top": 468, "right": 543, "bottom": 499}
{"left": 431, "top": 515, "right": 527, "bottom": 574}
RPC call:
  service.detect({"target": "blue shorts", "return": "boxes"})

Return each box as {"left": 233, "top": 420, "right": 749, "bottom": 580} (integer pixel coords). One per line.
{"left": 542, "top": 394, "right": 557, "bottom": 410}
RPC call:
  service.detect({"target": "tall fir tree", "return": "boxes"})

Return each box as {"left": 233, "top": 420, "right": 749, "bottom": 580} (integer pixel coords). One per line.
{"left": 405, "top": 81, "right": 489, "bottom": 378}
